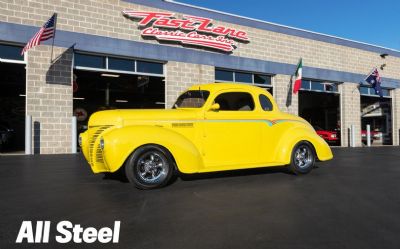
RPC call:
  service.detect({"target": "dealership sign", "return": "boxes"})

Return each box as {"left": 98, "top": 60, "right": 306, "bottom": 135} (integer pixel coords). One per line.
{"left": 122, "top": 11, "right": 249, "bottom": 52}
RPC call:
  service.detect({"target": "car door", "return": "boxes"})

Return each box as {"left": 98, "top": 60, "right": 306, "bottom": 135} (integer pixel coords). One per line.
{"left": 257, "top": 93, "right": 278, "bottom": 163}
{"left": 202, "top": 91, "right": 262, "bottom": 169}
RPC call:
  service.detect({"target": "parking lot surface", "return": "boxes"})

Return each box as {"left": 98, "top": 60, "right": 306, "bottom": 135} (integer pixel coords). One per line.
{"left": 1, "top": 147, "right": 400, "bottom": 249}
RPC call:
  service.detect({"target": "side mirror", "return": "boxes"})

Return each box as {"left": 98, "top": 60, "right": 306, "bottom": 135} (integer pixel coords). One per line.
{"left": 208, "top": 103, "right": 220, "bottom": 111}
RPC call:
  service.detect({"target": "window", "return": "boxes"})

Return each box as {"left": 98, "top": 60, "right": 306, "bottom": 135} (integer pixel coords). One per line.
{"left": 301, "top": 79, "right": 339, "bottom": 93}
{"left": 108, "top": 57, "right": 135, "bottom": 71}
{"left": 359, "top": 86, "right": 369, "bottom": 95}
{"left": 215, "top": 70, "right": 234, "bottom": 81}
{"left": 325, "top": 83, "right": 338, "bottom": 92}
{"left": 301, "top": 80, "right": 310, "bottom": 89}
{"left": 74, "top": 53, "right": 164, "bottom": 75}
{"left": 174, "top": 90, "right": 210, "bottom": 108}
{"left": 360, "top": 86, "right": 390, "bottom": 97}
{"left": 254, "top": 74, "right": 272, "bottom": 85}
{"left": 259, "top": 94, "right": 273, "bottom": 111}
{"left": 137, "top": 61, "right": 163, "bottom": 74}
{"left": 235, "top": 72, "right": 252, "bottom": 83}
{"left": 381, "top": 89, "right": 390, "bottom": 97}
{"left": 310, "top": 81, "right": 324, "bottom": 91}
{"left": 0, "top": 44, "right": 24, "bottom": 61}
{"left": 215, "top": 68, "right": 272, "bottom": 86}
{"left": 74, "top": 53, "right": 105, "bottom": 68}
{"left": 214, "top": 92, "right": 254, "bottom": 111}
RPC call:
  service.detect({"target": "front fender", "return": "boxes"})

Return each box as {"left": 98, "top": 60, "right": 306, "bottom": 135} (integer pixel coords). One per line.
{"left": 101, "top": 125, "right": 204, "bottom": 173}
{"left": 274, "top": 126, "right": 333, "bottom": 164}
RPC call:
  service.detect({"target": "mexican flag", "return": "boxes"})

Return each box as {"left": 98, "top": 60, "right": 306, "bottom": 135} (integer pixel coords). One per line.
{"left": 293, "top": 58, "right": 302, "bottom": 94}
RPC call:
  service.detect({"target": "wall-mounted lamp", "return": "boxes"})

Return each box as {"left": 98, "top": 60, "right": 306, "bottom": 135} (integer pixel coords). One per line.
{"left": 101, "top": 73, "right": 120, "bottom": 78}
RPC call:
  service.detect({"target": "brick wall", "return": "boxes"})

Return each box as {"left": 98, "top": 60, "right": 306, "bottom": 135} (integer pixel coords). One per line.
{"left": 1, "top": 0, "right": 399, "bottom": 80}
{"left": 165, "top": 62, "right": 214, "bottom": 107}
{"left": 26, "top": 45, "right": 73, "bottom": 154}
{"left": 339, "top": 83, "right": 362, "bottom": 147}
{"left": 393, "top": 89, "right": 400, "bottom": 146}
{"left": 273, "top": 74, "right": 298, "bottom": 115}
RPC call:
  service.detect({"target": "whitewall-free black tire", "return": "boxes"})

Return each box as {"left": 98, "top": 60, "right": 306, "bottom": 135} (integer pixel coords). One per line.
{"left": 125, "top": 145, "right": 174, "bottom": 189}
{"left": 288, "top": 141, "right": 316, "bottom": 175}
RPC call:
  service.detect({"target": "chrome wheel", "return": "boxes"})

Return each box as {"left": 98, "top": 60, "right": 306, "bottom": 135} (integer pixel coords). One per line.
{"left": 294, "top": 145, "right": 313, "bottom": 169}
{"left": 136, "top": 151, "right": 168, "bottom": 184}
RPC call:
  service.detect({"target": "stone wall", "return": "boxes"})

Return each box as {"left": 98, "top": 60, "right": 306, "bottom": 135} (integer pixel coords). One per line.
{"left": 339, "top": 83, "right": 362, "bottom": 147}
{"left": 26, "top": 45, "right": 73, "bottom": 154}
{"left": 1, "top": 0, "right": 399, "bottom": 80}
{"left": 393, "top": 89, "right": 400, "bottom": 146}
{"left": 165, "top": 62, "right": 214, "bottom": 107}
{"left": 273, "top": 74, "right": 298, "bottom": 115}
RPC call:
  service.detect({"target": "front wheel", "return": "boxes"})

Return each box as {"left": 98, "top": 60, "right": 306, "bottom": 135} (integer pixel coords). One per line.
{"left": 288, "top": 142, "right": 315, "bottom": 175}
{"left": 125, "top": 145, "right": 175, "bottom": 189}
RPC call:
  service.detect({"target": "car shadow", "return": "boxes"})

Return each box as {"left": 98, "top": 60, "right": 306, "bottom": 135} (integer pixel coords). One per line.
{"left": 101, "top": 164, "right": 317, "bottom": 185}
{"left": 178, "top": 166, "right": 290, "bottom": 182}
{"left": 102, "top": 167, "right": 129, "bottom": 183}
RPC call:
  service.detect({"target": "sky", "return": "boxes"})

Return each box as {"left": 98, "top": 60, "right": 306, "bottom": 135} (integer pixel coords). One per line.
{"left": 177, "top": 0, "right": 400, "bottom": 51}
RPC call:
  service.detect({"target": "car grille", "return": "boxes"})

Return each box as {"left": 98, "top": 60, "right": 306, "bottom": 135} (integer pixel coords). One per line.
{"left": 89, "top": 125, "right": 113, "bottom": 166}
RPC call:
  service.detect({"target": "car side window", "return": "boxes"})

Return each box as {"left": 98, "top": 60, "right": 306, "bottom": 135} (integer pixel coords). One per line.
{"left": 259, "top": 94, "right": 273, "bottom": 111}
{"left": 214, "top": 92, "right": 255, "bottom": 111}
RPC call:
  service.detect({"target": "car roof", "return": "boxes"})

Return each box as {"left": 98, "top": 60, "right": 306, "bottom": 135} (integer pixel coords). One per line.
{"left": 188, "top": 83, "right": 269, "bottom": 94}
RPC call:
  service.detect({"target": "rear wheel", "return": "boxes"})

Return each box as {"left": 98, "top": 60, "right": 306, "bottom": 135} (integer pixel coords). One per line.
{"left": 288, "top": 142, "right": 315, "bottom": 175}
{"left": 125, "top": 145, "right": 174, "bottom": 189}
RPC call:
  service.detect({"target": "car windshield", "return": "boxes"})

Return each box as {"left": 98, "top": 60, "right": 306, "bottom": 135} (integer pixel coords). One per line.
{"left": 173, "top": 90, "right": 210, "bottom": 108}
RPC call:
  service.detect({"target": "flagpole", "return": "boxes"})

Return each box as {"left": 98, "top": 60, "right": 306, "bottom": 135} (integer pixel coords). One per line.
{"left": 50, "top": 13, "right": 58, "bottom": 63}
{"left": 363, "top": 67, "right": 376, "bottom": 82}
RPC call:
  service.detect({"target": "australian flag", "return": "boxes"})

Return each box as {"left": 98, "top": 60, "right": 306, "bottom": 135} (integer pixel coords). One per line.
{"left": 364, "top": 68, "right": 383, "bottom": 97}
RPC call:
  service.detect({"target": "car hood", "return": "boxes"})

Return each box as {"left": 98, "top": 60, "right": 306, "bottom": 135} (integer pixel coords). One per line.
{"left": 88, "top": 108, "right": 201, "bottom": 127}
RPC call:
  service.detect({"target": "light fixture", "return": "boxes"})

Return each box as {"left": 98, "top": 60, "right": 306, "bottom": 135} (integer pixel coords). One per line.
{"left": 101, "top": 73, "right": 120, "bottom": 78}
{"left": 73, "top": 97, "right": 85, "bottom": 100}
{"left": 115, "top": 99, "right": 128, "bottom": 103}
{"left": 380, "top": 53, "right": 388, "bottom": 59}
{"left": 99, "top": 137, "right": 105, "bottom": 150}
{"left": 19, "top": 94, "right": 26, "bottom": 97}
{"left": 155, "top": 102, "right": 165, "bottom": 105}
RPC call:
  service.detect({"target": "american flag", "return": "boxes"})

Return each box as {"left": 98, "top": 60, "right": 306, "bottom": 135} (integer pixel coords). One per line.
{"left": 21, "top": 13, "right": 57, "bottom": 55}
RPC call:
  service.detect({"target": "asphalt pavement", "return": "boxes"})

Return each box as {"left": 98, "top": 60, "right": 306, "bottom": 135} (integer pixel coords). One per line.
{"left": 1, "top": 147, "right": 400, "bottom": 249}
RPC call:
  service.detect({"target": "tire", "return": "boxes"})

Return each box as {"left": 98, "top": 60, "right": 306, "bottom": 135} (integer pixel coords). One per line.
{"left": 288, "top": 142, "right": 315, "bottom": 175}
{"left": 125, "top": 145, "right": 175, "bottom": 190}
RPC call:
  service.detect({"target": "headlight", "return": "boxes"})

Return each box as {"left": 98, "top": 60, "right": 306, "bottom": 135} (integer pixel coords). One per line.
{"left": 330, "top": 134, "right": 336, "bottom": 138}
{"left": 78, "top": 135, "right": 82, "bottom": 147}
{"left": 100, "top": 137, "right": 105, "bottom": 150}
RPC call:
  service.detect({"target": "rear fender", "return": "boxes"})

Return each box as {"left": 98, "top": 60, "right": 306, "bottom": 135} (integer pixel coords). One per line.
{"left": 273, "top": 126, "right": 333, "bottom": 164}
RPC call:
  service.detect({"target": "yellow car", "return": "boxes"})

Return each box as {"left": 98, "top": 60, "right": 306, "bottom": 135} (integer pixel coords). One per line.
{"left": 80, "top": 83, "right": 333, "bottom": 189}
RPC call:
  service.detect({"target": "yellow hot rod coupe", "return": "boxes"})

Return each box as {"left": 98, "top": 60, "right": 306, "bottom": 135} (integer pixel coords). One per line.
{"left": 80, "top": 83, "right": 332, "bottom": 189}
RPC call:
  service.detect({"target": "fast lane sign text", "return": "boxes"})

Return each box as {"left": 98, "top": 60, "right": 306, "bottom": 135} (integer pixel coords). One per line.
{"left": 122, "top": 11, "right": 250, "bottom": 52}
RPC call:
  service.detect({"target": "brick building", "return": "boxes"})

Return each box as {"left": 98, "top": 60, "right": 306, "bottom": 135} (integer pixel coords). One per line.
{"left": 0, "top": 0, "right": 399, "bottom": 154}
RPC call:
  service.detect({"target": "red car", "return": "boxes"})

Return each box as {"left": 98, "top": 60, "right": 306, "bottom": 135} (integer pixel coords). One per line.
{"left": 361, "top": 130, "right": 381, "bottom": 144}
{"left": 313, "top": 126, "right": 339, "bottom": 145}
